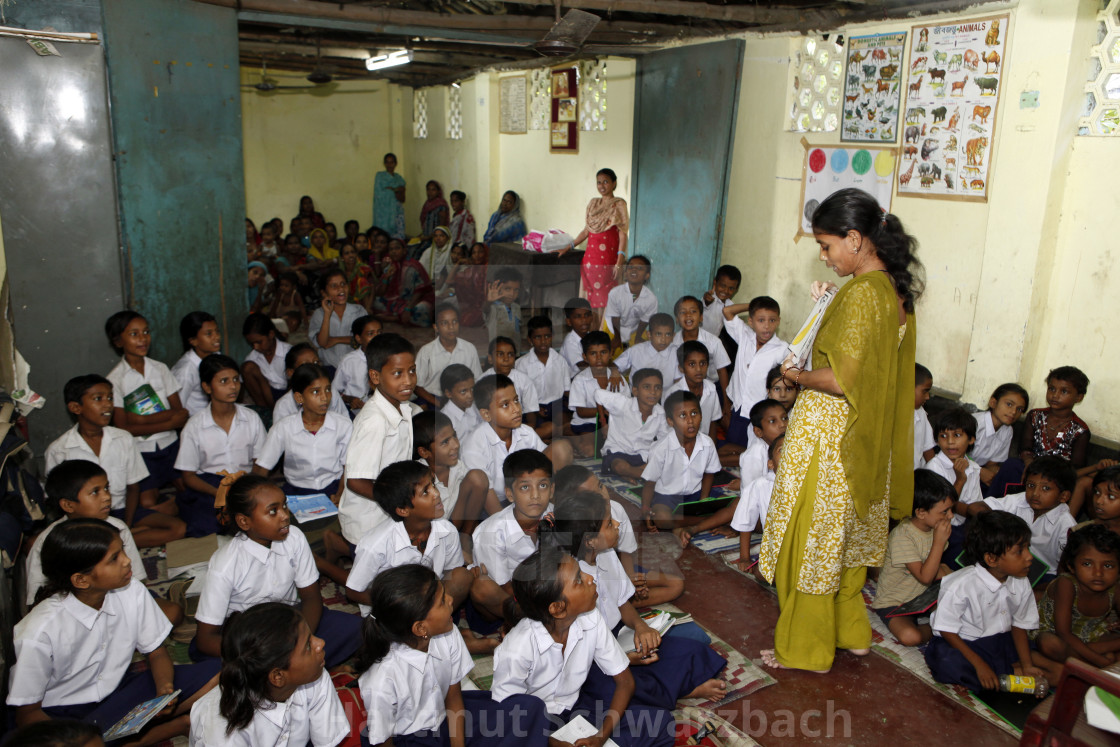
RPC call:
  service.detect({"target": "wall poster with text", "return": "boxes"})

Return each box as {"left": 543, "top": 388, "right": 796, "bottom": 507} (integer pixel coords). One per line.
{"left": 841, "top": 31, "right": 907, "bottom": 143}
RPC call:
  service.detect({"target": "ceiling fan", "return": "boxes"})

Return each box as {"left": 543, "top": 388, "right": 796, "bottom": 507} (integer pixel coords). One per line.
{"left": 533, "top": 2, "right": 601, "bottom": 57}
{"left": 239, "top": 60, "right": 317, "bottom": 92}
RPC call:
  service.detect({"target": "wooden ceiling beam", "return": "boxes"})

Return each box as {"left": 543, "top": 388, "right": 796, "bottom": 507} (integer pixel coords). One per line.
{"left": 494, "top": 0, "right": 828, "bottom": 25}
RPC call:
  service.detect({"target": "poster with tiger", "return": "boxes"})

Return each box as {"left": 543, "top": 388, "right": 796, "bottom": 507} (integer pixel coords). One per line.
{"left": 897, "top": 13, "right": 1009, "bottom": 202}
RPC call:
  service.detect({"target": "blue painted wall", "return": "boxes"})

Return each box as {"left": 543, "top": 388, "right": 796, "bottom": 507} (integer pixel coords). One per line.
{"left": 102, "top": 0, "right": 248, "bottom": 363}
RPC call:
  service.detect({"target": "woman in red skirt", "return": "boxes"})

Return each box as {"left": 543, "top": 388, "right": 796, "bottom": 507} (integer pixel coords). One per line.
{"left": 563, "top": 168, "right": 629, "bottom": 329}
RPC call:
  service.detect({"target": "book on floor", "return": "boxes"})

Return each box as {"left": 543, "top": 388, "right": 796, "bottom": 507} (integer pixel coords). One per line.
{"left": 286, "top": 492, "right": 339, "bottom": 523}
{"left": 102, "top": 689, "right": 180, "bottom": 741}
{"left": 551, "top": 715, "right": 620, "bottom": 747}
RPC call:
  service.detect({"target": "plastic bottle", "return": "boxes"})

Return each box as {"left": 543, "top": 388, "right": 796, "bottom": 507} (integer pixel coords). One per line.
{"left": 997, "top": 674, "right": 1049, "bottom": 697}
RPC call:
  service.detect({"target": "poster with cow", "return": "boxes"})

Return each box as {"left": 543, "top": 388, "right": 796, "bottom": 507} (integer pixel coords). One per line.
{"left": 898, "top": 13, "right": 1009, "bottom": 201}
{"left": 841, "top": 31, "right": 907, "bottom": 143}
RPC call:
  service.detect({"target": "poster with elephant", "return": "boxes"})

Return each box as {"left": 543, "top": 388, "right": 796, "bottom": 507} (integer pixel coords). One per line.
{"left": 796, "top": 139, "right": 897, "bottom": 240}
{"left": 898, "top": 13, "right": 1009, "bottom": 201}
{"left": 841, "top": 31, "right": 907, "bottom": 143}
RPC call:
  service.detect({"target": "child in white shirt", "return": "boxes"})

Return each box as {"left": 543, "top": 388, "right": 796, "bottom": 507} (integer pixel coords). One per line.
{"left": 595, "top": 368, "right": 669, "bottom": 480}
{"left": 641, "top": 390, "right": 721, "bottom": 531}
{"left": 663, "top": 340, "right": 721, "bottom": 439}
{"left": 414, "top": 410, "right": 489, "bottom": 534}
{"left": 975, "top": 383, "right": 1029, "bottom": 495}
{"left": 719, "top": 296, "right": 786, "bottom": 451}
{"left": 568, "top": 331, "right": 629, "bottom": 457}
{"left": 515, "top": 315, "right": 573, "bottom": 434}
{"left": 605, "top": 255, "right": 658, "bottom": 354}
{"left": 273, "top": 343, "right": 349, "bottom": 422}
{"left": 415, "top": 302, "right": 483, "bottom": 408}
{"left": 171, "top": 310, "right": 222, "bottom": 416}
{"left": 671, "top": 296, "right": 731, "bottom": 419}
{"left": 914, "top": 363, "right": 936, "bottom": 468}
{"left": 615, "top": 312, "right": 680, "bottom": 389}
{"left": 332, "top": 314, "right": 382, "bottom": 411}
{"left": 483, "top": 336, "right": 542, "bottom": 434}
{"left": 923, "top": 406, "right": 982, "bottom": 568}
{"left": 730, "top": 435, "right": 785, "bottom": 572}
{"left": 560, "top": 297, "right": 594, "bottom": 375}
{"left": 308, "top": 269, "right": 367, "bottom": 370}
{"left": 701, "top": 264, "right": 741, "bottom": 337}
{"left": 439, "top": 363, "right": 484, "bottom": 438}
{"left": 240, "top": 313, "right": 292, "bottom": 410}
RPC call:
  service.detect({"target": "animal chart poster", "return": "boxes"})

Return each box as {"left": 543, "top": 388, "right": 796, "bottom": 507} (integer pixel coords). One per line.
{"left": 797, "top": 140, "right": 897, "bottom": 239}
{"left": 898, "top": 14, "right": 1009, "bottom": 201}
{"left": 841, "top": 31, "right": 907, "bottom": 143}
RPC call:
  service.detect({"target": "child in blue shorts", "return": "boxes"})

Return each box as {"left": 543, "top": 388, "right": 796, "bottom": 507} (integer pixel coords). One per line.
{"left": 640, "top": 390, "right": 720, "bottom": 531}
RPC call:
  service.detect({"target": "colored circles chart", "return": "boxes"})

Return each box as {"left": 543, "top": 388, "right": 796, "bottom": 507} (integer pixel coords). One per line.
{"left": 799, "top": 144, "right": 896, "bottom": 236}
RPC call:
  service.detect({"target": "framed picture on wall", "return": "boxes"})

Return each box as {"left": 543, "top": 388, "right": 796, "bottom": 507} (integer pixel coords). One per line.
{"left": 550, "top": 67, "right": 578, "bottom": 153}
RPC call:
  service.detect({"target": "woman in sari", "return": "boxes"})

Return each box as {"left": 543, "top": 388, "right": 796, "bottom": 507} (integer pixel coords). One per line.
{"left": 449, "top": 242, "right": 489, "bottom": 327}
{"left": 757, "top": 188, "right": 922, "bottom": 673}
{"left": 296, "top": 195, "right": 326, "bottom": 229}
{"left": 339, "top": 242, "right": 373, "bottom": 308}
{"left": 561, "top": 168, "right": 628, "bottom": 328}
{"left": 372, "top": 238, "right": 433, "bottom": 327}
{"left": 482, "top": 190, "right": 527, "bottom": 244}
{"left": 417, "top": 180, "right": 450, "bottom": 254}
{"left": 373, "top": 152, "right": 406, "bottom": 239}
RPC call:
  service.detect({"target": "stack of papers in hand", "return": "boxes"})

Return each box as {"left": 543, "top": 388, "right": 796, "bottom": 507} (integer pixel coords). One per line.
{"left": 616, "top": 611, "right": 675, "bottom": 652}
{"left": 551, "top": 715, "right": 620, "bottom": 747}
{"left": 786, "top": 285, "right": 837, "bottom": 370}
{"left": 286, "top": 492, "right": 339, "bottom": 523}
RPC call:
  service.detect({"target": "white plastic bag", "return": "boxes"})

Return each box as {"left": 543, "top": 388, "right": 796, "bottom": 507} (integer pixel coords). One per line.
{"left": 522, "top": 229, "right": 573, "bottom": 253}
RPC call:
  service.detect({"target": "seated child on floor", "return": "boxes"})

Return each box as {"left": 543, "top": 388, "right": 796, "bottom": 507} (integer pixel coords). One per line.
{"left": 358, "top": 565, "right": 551, "bottom": 747}
{"left": 594, "top": 368, "right": 668, "bottom": 481}
{"left": 332, "top": 314, "right": 382, "bottom": 411}
{"left": 925, "top": 511, "right": 1063, "bottom": 692}
{"left": 1076, "top": 466, "right": 1120, "bottom": 536}
{"left": 415, "top": 302, "right": 482, "bottom": 409}
{"left": 461, "top": 375, "right": 572, "bottom": 514}
{"left": 672, "top": 295, "right": 731, "bottom": 418}
{"left": 560, "top": 297, "right": 595, "bottom": 375}
{"left": 468, "top": 449, "right": 556, "bottom": 629}
{"left": 641, "top": 391, "right": 720, "bottom": 531}
{"left": 701, "top": 264, "right": 741, "bottom": 337}
{"left": 484, "top": 268, "right": 523, "bottom": 352}
{"left": 568, "top": 331, "right": 629, "bottom": 457}
{"left": 194, "top": 475, "right": 360, "bottom": 668}
{"left": 47, "top": 374, "right": 188, "bottom": 549}
{"left": 484, "top": 336, "right": 543, "bottom": 436}
{"left": 174, "top": 354, "right": 267, "bottom": 537}
{"left": 516, "top": 315, "right": 572, "bottom": 432}
{"left": 189, "top": 602, "right": 349, "bottom": 747}
{"left": 664, "top": 341, "right": 721, "bottom": 440}
{"left": 414, "top": 410, "right": 489, "bottom": 535}
{"left": 615, "top": 312, "right": 679, "bottom": 390}
{"left": 914, "top": 363, "right": 936, "bottom": 468}
{"left": 26, "top": 461, "right": 182, "bottom": 624}
{"left": 440, "top": 363, "right": 484, "bottom": 437}
{"left": 254, "top": 363, "right": 351, "bottom": 502}
{"left": 923, "top": 407, "right": 981, "bottom": 563}
{"left": 171, "top": 310, "right": 223, "bottom": 416}
{"left": 274, "top": 343, "right": 350, "bottom": 422}
{"left": 730, "top": 435, "right": 786, "bottom": 573}
{"left": 491, "top": 547, "right": 676, "bottom": 747}
{"left": 973, "top": 383, "right": 1028, "bottom": 494}
{"left": 240, "top": 313, "right": 292, "bottom": 410}
{"left": 765, "top": 364, "right": 798, "bottom": 413}
{"left": 8, "top": 519, "right": 219, "bottom": 740}
{"left": 871, "top": 469, "right": 955, "bottom": 646}
{"left": 968, "top": 455, "right": 1077, "bottom": 580}
{"left": 719, "top": 295, "right": 785, "bottom": 454}
{"left": 542, "top": 490, "right": 726, "bottom": 700}
{"left": 1032, "top": 524, "right": 1120, "bottom": 668}
{"left": 605, "top": 255, "right": 657, "bottom": 354}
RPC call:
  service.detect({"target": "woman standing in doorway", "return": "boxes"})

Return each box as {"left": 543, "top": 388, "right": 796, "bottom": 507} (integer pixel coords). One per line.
{"left": 562, "top": 168, "right": 628, "bottom": 329}
{"left": 372, "top": 153, "right": 406, "bottom": 239}
{"left": 758, "top": 188, "right": 921, "bottom": 673}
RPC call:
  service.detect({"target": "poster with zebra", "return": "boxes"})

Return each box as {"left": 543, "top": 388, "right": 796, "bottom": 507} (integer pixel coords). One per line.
{"left": 897, "top": 13, "right": 1009, "bottom": 201}
{"left": 841, "top": 31, "right": 907, "bottom": 144}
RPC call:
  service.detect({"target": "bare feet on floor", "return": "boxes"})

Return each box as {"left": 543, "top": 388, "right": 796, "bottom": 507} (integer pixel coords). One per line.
{"left": 760, "top": 649, "right": 830, "bottom": 674}
{"left": 687, "top": 678, "right": 728, "bottom": 701}
{"left": 460, "top": 627, "right": 501, "bottom": 654}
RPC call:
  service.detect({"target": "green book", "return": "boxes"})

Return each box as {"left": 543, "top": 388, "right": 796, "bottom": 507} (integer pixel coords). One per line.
{"left": 123, "top": 384, "right": 166, "bottom": 416}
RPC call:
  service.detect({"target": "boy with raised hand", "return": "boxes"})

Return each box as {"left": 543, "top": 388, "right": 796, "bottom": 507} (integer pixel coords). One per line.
{"left": 720, "top": 296, "right": 785, "bottom": 449}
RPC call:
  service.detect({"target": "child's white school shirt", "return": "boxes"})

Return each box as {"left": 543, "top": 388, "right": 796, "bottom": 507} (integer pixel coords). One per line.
{"left": 595, "top": 390, "right": 668, "bottom": 460}
{"left": 722, "top": 316, "right": 787, "bottom": 414}
{"left": 105, "top": 356, "right": 181, "bottom": 451}
{"left": 190, "top": 669, "right": 349, "bottom": 747}
{"left": 914, "top": 408, "right": 935, "bottom": 469}
{"left": 24, "top": 515, "right": 143, "bottom": 607}
{"left": 702, "top": 296, "right": 733, "bottom": 336}
{"left": 360, "top": 632, "right": 473, "bottom": 744}
{"left": 175, "top": 404, "right": 267, "bottom": 476}
{"left": 515, "top": 348, "right": 572, "bottom": 404}
{"left": 460, "top": 423, "right": 546, "bottom": 500}
{"left": 930, "top": 564, "right": 1038, "bottom": 640}
{"left": 738, "top": 440, "right": 770, "bottom": 488}
{"left": 972, "top": 411, "right": 1014, "bottom": 466}
{"left": 641, "top": 432, "right": 720, "bottom": 496}
{"left": 46, "top": 421, "right": 142, "bottom": 504}
{"left": 256, "top": 412, "right": 352, "bottom": 491}
{"left": 420, "top": 458, "right": 469, "bottom": 519}
{"left": 195, "top": 527, "right": 319, "bottom": 626}
{"left": 45, "top": 425, "right": 149, "bottom": 512}
{"left": 580, "top": 551, "right": 634, "bottom": 631}
{"left": 664, "top": 378, "right": 722, "bottom": 436}
{"left": 611, "top": 500, "right": 638, "bottom": 555}
{"left": 244, "top": 339, "right": 292, "bottom": 391}
{"left": 339, "top": 390, "right": 421, "bottom": 544}
{"left": 615, "top": 341, "right": 681, "bottom": 389}
{"left": 346, "top": 519, "right": 464, "bottom": 616}
{"left": 441, "top": 399, "right": 484, "bottom": 439}
{"left": 332, "top": 347, "right": 370, "bottom": 401}
{"left": 171, "top": 349, "right": 210, "bottom": 415}
{"left": 731, "top": 472, "right": 775, "bottom": 534}
{"left": 923, "top": 452, "right": 982, "bottom": 527}
{"left": 492, "top": 609, "right": 629, "bottom": 714}
{"left": 273, "top": 388, "right": 349, "bottom": 422}
{"left": 8, "top": 579, "right": 171, "bottom": 708}
{"left": 416, "top": 337, "right": 482, "bottom": 394}
{"left": 307, "top": 303, "right": 366, "bottom": 369}
{"left": 560, "top": 330, "right": 585, "bottom": 375}
{"left": 604, "top": 284, "right": 658, "bottom": 342}
{"left": 482, "top": 367, "right": 540, "bottom": 414}
{"left": 471, "top": 502, "right": 553, "bottom": 587}
{"left": 670, "top": 329, "right": 731, "bottom": 383}
{"left": 569, "top": 368, "right": 630, "bottom": 428}
{"left": 982, "top": 493, "right": 1076, "bottom": 571}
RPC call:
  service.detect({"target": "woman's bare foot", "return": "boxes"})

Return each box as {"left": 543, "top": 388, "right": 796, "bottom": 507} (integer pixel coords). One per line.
{"left": 760, "top": 649, "right": 830, "bottom": 674}
{"left": 842, "top": 647, "right": 871, "bottom": 656}
{"left": 686, "top": 678, "right": 728, "bottom": 701}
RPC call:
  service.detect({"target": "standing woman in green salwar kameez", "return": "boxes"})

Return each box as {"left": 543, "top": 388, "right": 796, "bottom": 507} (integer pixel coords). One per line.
{"left": 758, "top": 188, "right": 924, "bottom": 673}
